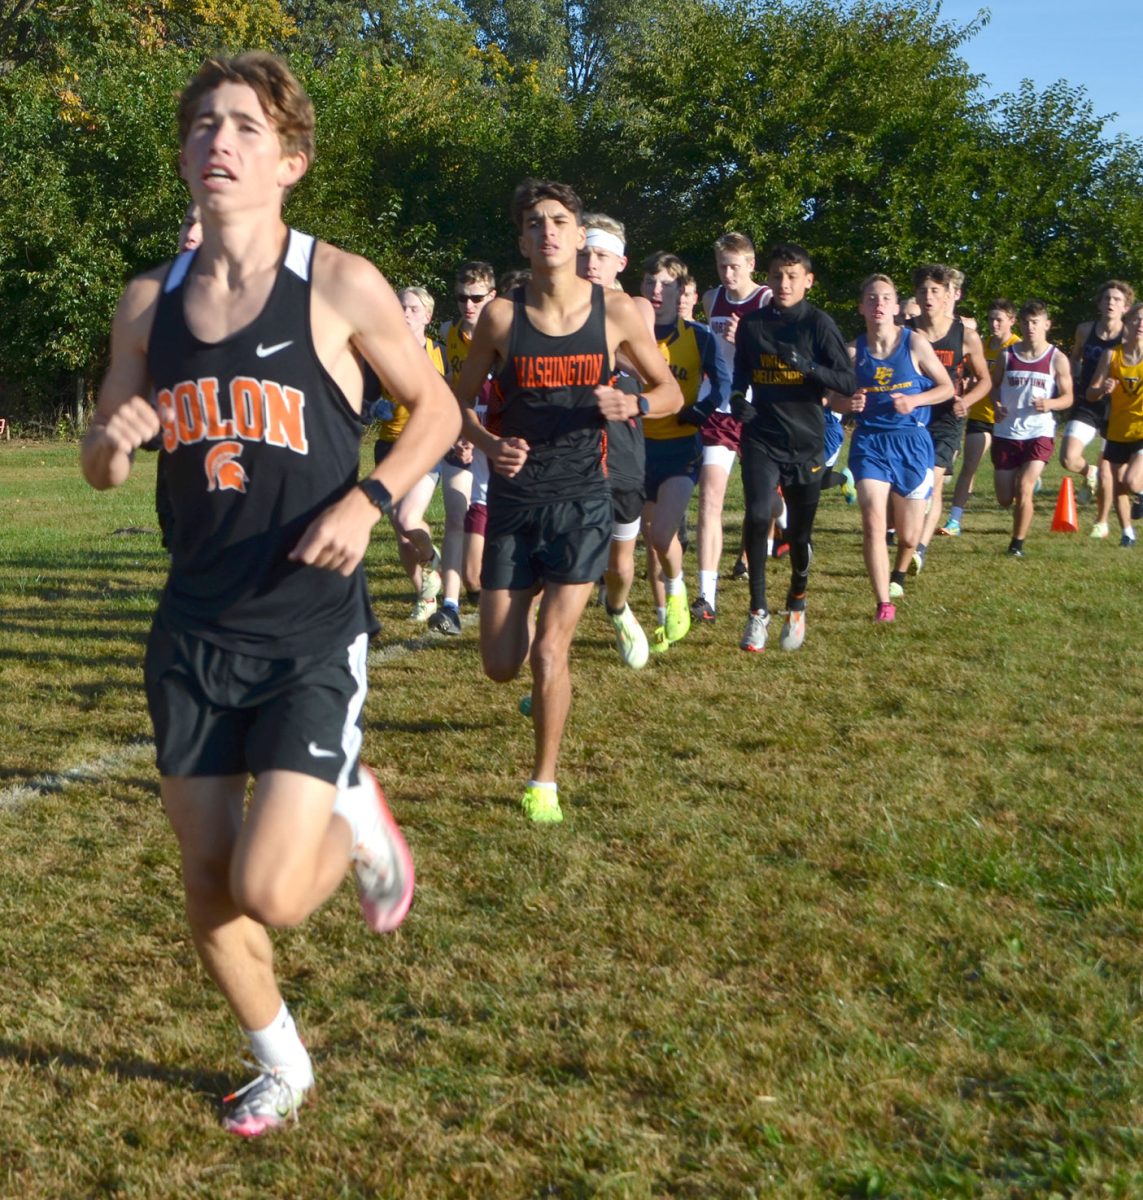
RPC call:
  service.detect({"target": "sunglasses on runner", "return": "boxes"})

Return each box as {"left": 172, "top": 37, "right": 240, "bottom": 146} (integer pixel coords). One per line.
{"left": 455, "top": 292, "right": 490, "bottom": 304}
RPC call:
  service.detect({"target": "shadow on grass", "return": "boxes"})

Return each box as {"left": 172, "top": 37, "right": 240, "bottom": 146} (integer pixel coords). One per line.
{"left": 0, "top": 1038, "right": 230, "bottom": 1100}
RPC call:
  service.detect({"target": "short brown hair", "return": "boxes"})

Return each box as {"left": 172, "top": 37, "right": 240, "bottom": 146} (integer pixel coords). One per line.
{"left": 510, "top": 179, "right": 584, "bottom": 230}
{"left": 455, "top": 261, "right": 496, "bottom": 290}
{"left": 912, "top": 263, "right": 953, "bottom": 290}
{"left": 642, "top": 251, "right": 688, "bottom": 281}
{"left": 1018, "top": 298, "right": 1050, "bottom": 321}
{"left": 1097, "top": 279, "right": 1136, "bottom": 307}
{"left": 498, "top": 268, "right": 532, "bottom": 293}
{"left": 987, "top": 298, "right": 1016, "bottom": 318}
{"left": 178, "top": 52, "right": 314, "bottom": 163}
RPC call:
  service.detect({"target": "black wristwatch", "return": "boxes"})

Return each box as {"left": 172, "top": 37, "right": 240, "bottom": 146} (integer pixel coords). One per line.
{"left": 635, "top": 394, "right": 651, "bottom": 417}
{"left": 357, "top": 477, "right": 393, "bottom": 516}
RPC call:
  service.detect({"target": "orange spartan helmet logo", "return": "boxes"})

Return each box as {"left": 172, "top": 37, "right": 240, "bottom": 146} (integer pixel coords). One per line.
{"left": 204, "top": 441, "right": 249, "bottom": 493}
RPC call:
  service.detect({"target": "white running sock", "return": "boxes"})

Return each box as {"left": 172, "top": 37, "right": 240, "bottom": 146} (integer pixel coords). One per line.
{"left": 698, "top": 570, "right": 717, "bottom": 606}
{"left": 245, "top": 1003, "right": 313, "bottom": 1088}
{"left": 332, "top": 772, "right": 367, "bottom": 847}
{"left": 656, "top": 605, "right": 666, "bottom": 626}
{"left": 665, "top": 574, "right": 685, "bottom": 596}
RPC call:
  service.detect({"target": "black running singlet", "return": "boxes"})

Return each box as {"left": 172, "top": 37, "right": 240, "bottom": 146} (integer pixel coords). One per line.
{"left": 487, "top": 284, "right": 612, "bottom": 507}
{"left": 147, "top": 229, "right": 375, "bottom": 656}
{"left": 907, "top": 316, "right": 966, "bottom": 424}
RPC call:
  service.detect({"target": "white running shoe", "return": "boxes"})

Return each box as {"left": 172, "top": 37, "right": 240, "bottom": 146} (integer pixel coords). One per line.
{"left": 610, "top": 605, "right": 649, "bottom": 670}
{"left": 418, "top": 548, "right": 442, "bottom": 603}
{"left": 409, "top": 597, "right": 437, "bottom": 622}
{"left": 1090, "top": 521, "right": 1109, "bottom": 540}
{"left": 740, "top": 610, "right": 770, "bottom": 652}
{"left": 222, "top": 1065, "right": 312, "bottom": 1138}
{"left": 349, "top": 765, "right": 415, "bottom": 933}
{"left": 779, "top": 608, "right": 806, "bottom": 651}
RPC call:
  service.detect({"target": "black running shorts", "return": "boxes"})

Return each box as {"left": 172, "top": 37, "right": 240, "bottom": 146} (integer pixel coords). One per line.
{"left": 481, "top": 494, "right": 612, "bottom": 591}
{"left": 144, "top": 623, "right": 368, "bottom": 783}
{"left": 928, "top": 413, "right": 964, "bottom": 473}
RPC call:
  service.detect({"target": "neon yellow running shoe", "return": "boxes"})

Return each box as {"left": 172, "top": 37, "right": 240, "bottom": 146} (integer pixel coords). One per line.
{"left": 664, "top": 591, "right": 691, "bottom": 643}
{"left": 649, "top": 625, "right": 670, "bottom": 654}
{"left": 521, "top": 783, "right": 562, "bottom": 823}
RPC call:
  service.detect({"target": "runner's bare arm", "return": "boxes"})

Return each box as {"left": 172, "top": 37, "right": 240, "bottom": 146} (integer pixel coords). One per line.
{"left": 599, "top": 290, "right": 682, "bottom": 420}
{"left": 900, "top": 335, "right": 955, "bottom": 410}
{"left": 954, "top": 327, "right": 991, "bottom": 415}
{"left": 451, "top": 299, "right": 529, "bottom": 477}
{"left": 1047, "top": 347, "right": 1074, "bottom": 411}
{"left": 81, "top": 271, "right": 164, "bottom": 490}
{"left": 1085, "top": 348, "right": 1114, "bottom": 404}
{"left": 291, "top": 249, "right": 461, "bottom": 575}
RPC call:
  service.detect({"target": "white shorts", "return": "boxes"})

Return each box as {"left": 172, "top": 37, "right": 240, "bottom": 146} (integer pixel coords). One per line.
{"left": 611, "top": 517, "right": 641, "bottom": 543}
{"left": 441, "top": 457, "right": 473, "bottom": 487}
{"left": 1063, "top": 421, "right": 1100, "bottom": 449}
{"left": 701, "top": 443, "right": 738, "bottom": 473}
{"left": 470, "top": 449, "right": 490, "bottom": 506}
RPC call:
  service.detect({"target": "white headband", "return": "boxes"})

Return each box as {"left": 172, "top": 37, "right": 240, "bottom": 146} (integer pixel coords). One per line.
{"left": 585, "top": 229, "right": 625, "bottom": 257}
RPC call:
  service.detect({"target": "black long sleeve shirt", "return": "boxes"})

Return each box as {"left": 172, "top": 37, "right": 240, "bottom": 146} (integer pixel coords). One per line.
{"left": 732, "top": 299, "right": 856, "bottom": 463}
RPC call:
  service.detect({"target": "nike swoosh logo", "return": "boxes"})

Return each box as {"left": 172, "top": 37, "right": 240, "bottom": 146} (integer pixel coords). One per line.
{"left": 256, "top": 340, "right": 293, "bottom": 358}
{"left": 308, "top": 742, "right": 338, "bottom": 758}
{"left": 810, "top": 465, "right": 823, "bottom": 472}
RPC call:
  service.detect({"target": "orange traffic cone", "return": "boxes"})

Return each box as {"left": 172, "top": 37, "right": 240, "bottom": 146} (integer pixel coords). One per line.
{"left": 1051, "top": 476, "right": 1078, "bottom": 533}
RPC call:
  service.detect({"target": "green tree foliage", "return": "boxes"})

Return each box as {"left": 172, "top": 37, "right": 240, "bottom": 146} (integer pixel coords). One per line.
{"left": 1, "top": 0, "right": 1141, "bottom": 417}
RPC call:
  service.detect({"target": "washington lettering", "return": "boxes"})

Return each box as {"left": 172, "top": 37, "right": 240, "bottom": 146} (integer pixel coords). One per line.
{"left": 513, "top": 354, "right": 605, "bottom": 390}
{"left": 156, "top": 376, "right": 309, "bottom": 455}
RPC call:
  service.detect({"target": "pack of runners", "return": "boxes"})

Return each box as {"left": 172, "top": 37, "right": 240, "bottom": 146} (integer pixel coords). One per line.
{"left": 81, "top": 52, "right": 1141, "bottom": 1138}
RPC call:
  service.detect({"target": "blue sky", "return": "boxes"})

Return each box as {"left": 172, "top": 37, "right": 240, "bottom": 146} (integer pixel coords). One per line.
{"left": 933, "top": 1, "right": 1141, "bottom": 142}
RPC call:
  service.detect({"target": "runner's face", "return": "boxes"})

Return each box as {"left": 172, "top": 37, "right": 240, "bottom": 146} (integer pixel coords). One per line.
{"left": 860, "top": 283, "right": 898, "bottom": 325}
{"left": 577, "top": 245, "right": 624, "bottom": 288}
{"left": 178, "top": 208, "right": 202, "bottom": 252}
{"left": 180, "top": 82, "right": 305, "bottom": 212}
{"left": 1099, "top": 288, "right": 1127, "bottom": 320}
{"left": 916, "top": 281, "right": 950, "bottom": 319}
{"left": 717, "top": 252, "right": 754, "bottom": 295}
{"left": 988, "top": 310, "right": 1014, "bottom": 340}
{"left": 1023, "top": 313, "right": 1050, "bottom": 343}
{"left": 767, "top": 261, "right": 812, "bottom": 309}
{"left": 518, "top": 199, "right": 585, "bottom": 270}
{"left": 678, "top": 282, "right": 698, "bottom": 321}
{"left": 455, "top": 283, "right": 494, "bottom": 332}
{"left": 400, "top": 294, "right": 430, "bottom": 341}
{"left": 641, "top": 269, "right": 680, "bottom": 324}
{"left": 1123, "top": 310, "right": 1143, "bottom": 345}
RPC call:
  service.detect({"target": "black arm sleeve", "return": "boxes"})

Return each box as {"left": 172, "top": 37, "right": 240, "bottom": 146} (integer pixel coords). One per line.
{"left": 809, "top": 313, "right": 857, "bottom": 396}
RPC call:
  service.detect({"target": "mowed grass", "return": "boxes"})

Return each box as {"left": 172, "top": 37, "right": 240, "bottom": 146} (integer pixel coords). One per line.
{"left": 1, "top": 440, "right": 1142, "bottom": 1199}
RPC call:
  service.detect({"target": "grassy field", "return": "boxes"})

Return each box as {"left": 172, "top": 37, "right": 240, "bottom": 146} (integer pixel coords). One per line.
{"left": 1, "top": 440, "right": 1141, "bottom": 1198}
